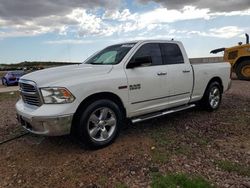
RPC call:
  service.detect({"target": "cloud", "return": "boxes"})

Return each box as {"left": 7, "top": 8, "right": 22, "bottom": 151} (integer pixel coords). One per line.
{"left": 0, "top": 8, "right": 117, "bottom": 38}
{"left": 103, "top": 9, "right": 137, "bottom": 21}
{"left": 137, "top": 0, "right": 250, "bottom": 12}
{"left": 0, "top": 0, "right": 249, "bottom": 39}
{"left": 0, "top": 0, "right": 122, "bottom": 38}
{"left": 186, "top": 26, "right": 244, "bottom": 38}
{"left": 67, "top": 9, "right": 107, "bottom": 36}
{"left": 138, "top": 6, "right": 210, "bottom": 24}
{"left": 0, "top": 15, "right": 70, "bottom": 38}
{"left": 45, "top": 39, "right": 94, "bottom": 44}
{"left": 0, "top": 0, "right": 121, "bottom": 19}
{"left": 101, "top": 6, "right": 211, "bottom": 34}
{"left": 210, "top": 9, "right": 250, "bottom": 17}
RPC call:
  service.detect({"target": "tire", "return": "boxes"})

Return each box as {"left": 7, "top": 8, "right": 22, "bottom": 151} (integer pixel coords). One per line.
{"left": 200, "top": 81, "right": 222, "bottom": 111}
{"left": 74, "top": 99, "right": 122, "bottom": 149}
{"left": 235, "top": 60, "right": 250, "bottom": 81}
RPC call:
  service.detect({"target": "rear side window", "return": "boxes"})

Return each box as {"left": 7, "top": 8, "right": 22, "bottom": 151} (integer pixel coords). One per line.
{"left": 131, "top": 43, "right": 163, "bottom": 66}
{"left": 160, "top": 43, "right": 184, "bottom": 64}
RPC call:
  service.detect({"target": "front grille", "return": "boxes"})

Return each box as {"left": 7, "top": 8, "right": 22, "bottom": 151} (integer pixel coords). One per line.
{"left": 19, "top": 83, "right": 36, "bottom": 92}
{"left": 22, "top": 95, "right": 41, "bottom": 106}
{"left": 19, "top": 80, "right": 42, "bottom": 107}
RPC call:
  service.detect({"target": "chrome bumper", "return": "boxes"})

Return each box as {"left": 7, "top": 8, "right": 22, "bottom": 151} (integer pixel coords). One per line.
{"left": 17, "top": 113, "right": 73, "bottom": 136}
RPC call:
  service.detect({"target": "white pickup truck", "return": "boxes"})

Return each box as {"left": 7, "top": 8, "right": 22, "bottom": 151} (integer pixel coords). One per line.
{"left": 16, "top": 40, "right": 231, "bottom": 148}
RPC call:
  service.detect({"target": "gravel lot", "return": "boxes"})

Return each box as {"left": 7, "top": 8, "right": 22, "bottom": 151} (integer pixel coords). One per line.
{"left": 0, "top": 79, "right": 249, "bottom": 188}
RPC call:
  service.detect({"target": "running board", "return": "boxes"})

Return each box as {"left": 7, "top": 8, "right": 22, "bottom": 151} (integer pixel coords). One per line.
{"left": 131, "top": 104, "right": 196, "bottom": 124}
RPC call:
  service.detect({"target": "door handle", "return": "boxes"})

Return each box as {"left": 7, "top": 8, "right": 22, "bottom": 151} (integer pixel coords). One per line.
{"left": 157, "top": 72, "right": 167, "bottom": 76}
{"left": 182, "top": 70, "right": 191, "bottom": 73}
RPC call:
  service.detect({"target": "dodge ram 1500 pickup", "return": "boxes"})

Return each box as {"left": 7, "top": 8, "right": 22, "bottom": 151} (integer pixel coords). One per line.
{"left": 16, "top": 40, "right": 231, "bottom": 148}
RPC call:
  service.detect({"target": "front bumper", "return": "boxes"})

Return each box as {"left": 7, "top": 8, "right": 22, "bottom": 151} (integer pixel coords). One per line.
{"left": 16, "top": 113, "right": 73, "bottom": 136}
{"left": 16, "top": 98, "right": 75, "bottom": 136}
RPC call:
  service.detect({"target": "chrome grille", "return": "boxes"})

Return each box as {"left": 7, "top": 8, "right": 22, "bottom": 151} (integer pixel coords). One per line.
{"left": 19, "top": 80, "right": 42, "bottom": 107}
{"left": 19, "top": 83, "right": 36, "bottom": 92}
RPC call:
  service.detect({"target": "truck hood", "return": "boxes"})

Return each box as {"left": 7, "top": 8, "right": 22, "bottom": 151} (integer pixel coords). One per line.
{"left": 21, "top": 64, "right": 113, "bottom": 87}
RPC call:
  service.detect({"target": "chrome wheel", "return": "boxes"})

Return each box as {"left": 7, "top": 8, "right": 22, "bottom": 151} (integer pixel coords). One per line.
{"left": 209, "top": 86, "right": 220, "bottom": 109}
{"left": 87, "top": 107, "right": 117, "bottom": 142}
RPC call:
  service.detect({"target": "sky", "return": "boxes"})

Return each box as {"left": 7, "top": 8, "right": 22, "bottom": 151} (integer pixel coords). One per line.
{"left": 0, "top": 0, "right": 250, "bottom": 64}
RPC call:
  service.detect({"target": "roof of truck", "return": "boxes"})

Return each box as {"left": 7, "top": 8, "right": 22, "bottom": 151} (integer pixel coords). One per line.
{"left": 116, "top": 39, "right": 181, "bottom": 45}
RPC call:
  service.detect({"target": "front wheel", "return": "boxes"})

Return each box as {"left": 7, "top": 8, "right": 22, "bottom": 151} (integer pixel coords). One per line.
{"left": 75, "top": 99, "right": 123, "bottom": 149}
{"left": 200, "top": 81, "right": 222, "bottom": 111}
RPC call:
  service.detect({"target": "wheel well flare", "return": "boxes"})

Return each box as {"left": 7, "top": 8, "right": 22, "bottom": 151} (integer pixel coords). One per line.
{"left": 71, "top": 92, "right": 126, "bottom": 133}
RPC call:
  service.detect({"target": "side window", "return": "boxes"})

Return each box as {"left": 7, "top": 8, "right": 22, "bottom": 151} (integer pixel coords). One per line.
{"left": 130, "top": 43, "right": 163, "bottom": 66}
{"left": 160, "top": 43, "right": 184, "bottom": 64}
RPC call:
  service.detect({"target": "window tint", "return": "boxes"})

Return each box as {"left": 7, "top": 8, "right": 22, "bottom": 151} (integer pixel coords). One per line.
{"left": 85, "top": 43, "right": 135, "bottom": 65}
{"left": 131, "top": 43, "right": 163, "bottom": 66}
{"left": 160, "top": 43, "right": 184, "bottom": 64}
{"left": 94, "top": 51, "right": 117, "bottom": 64}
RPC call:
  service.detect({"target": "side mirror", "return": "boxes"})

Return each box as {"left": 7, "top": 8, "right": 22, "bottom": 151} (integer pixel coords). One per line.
{"left": 127, "top": 56, "right": 152, "bottom": 69}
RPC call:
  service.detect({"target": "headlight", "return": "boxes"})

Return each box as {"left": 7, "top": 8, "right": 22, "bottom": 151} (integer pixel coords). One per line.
{"left": 40, "top": 87, "right": 75, "bottom": 104}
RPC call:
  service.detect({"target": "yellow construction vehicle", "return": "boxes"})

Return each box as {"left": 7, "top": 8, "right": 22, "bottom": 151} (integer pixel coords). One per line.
{"left": 211, "top": 33, "right": 250, "bottom": 80}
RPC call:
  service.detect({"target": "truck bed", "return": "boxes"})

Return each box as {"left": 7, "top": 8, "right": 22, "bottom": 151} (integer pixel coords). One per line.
{"left": 189, "top": 57, "right": 224, "bottom": 64}
{"left": 190, "top": 62, "right": 231, "bottom": 103}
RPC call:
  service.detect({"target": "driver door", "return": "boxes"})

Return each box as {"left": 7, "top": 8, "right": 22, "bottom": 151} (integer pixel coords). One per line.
{"left": 125, "top": 43, "right": 169, "bottom": 117}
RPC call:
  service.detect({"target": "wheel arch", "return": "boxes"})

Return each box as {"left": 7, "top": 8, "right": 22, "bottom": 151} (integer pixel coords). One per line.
{"left": 71, "top": 92, "right": 127, "bottom": 133}
{"left": 200, "top": 77, "right": 223, "bottom": 111}
{"left": 203, "top": 77, "right": 224, "bottom": 97}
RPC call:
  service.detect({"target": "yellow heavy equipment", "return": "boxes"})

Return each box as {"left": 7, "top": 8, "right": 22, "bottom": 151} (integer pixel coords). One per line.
{"left": 211, "top": 33, "right": 250, "bottom": 80}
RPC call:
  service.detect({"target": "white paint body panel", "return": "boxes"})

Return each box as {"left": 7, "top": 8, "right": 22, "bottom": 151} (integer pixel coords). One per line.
{"left": 16, "top": 40, "right": 231, "bottom": 123}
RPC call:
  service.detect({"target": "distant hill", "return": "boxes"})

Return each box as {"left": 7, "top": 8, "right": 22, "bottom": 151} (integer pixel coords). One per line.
{"left": 0, "top": 61, "right": 81, "bottom": 71}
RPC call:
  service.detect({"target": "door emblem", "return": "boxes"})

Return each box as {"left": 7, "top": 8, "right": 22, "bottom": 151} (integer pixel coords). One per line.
{"left": 129, "top": 84, "right": 141, "bottom": 90}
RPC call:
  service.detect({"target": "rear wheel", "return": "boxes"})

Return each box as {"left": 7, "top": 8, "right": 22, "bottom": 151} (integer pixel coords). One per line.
{"left": 74, "top": 99, "right": 122, "bottom": 149}
{"left": 201, "top": 81, "right": 222, "bottom": 111}
{"left": 235, "top": 60, "right": 250, "bottom": 81}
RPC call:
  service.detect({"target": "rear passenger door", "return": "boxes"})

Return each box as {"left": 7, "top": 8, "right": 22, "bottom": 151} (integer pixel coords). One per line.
{"left": 160, "top": 43, "right": 193, "bottom": 107}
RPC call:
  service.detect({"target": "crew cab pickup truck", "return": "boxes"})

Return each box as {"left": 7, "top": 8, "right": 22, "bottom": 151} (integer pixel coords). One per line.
{"left": 16, "top": 40, "right": 231, "bottom": 148}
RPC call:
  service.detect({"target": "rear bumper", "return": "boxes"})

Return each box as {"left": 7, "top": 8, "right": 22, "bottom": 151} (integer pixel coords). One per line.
{"left": 16, "top": 113, "right": 73, "bottom": 136}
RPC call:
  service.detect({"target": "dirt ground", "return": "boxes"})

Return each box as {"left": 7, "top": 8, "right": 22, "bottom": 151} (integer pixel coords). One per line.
{"left": 0, "top": 79, "right": 249, "bottom": 188}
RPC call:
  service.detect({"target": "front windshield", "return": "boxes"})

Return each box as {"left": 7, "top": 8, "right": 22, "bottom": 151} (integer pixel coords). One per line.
{"left": 85, "top": 43, "right": 135, "bottom": 65}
